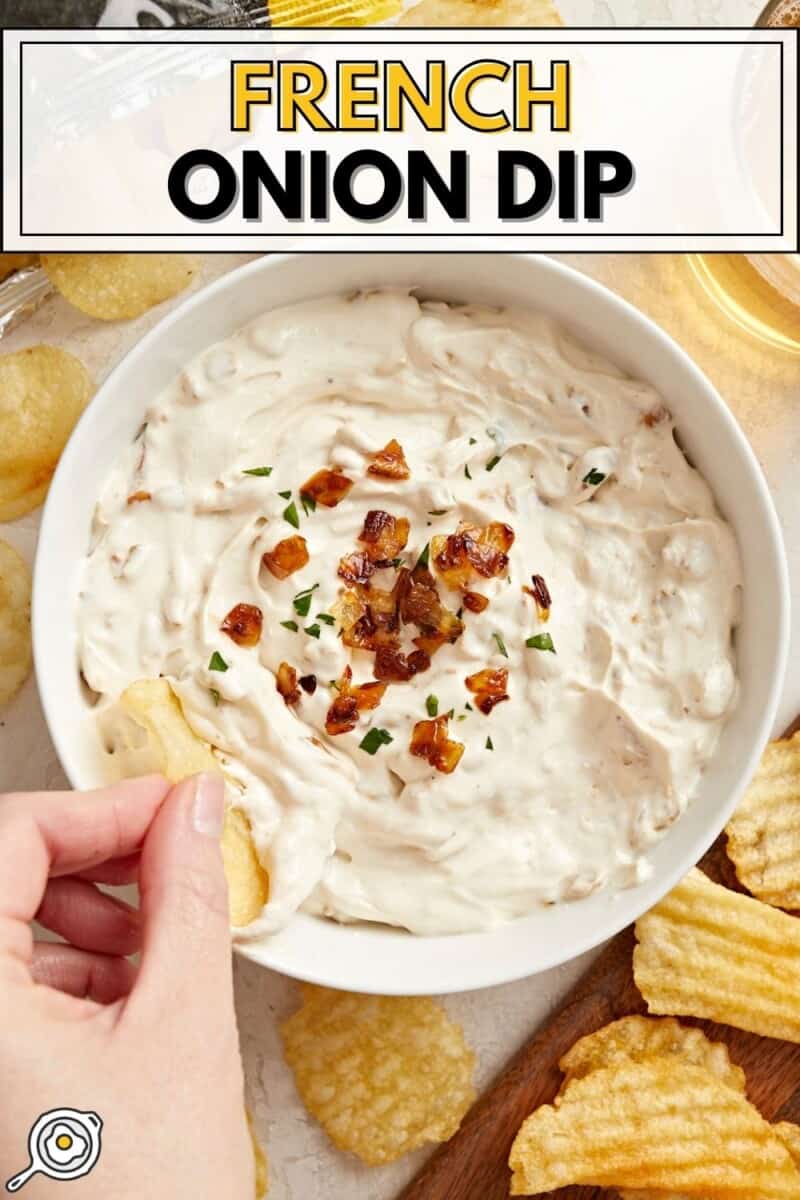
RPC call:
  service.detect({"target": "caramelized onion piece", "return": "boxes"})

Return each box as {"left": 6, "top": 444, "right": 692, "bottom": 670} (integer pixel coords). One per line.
{"left": 331, "top": 589, "right": 366, "bottom": 635}
{"left": 276, "top": 661, "right": 301, "bottom": 706}
{"left": 465, "top": 667, "right": 509, "bottom": 715}
{"left": 523, "top": 573, "right": 551, "bottom": 622}
{"left": 358, "top": 509, "right": 410, "bottom": 566}
{"left": 463, "top": 590, "right": 489, "bottom": 614}
{"left": 326, "top": 693, "right": 359, "bottom": 735}
{"left": 325, "top": 665, "right": 388, "bottom": 735}
{"left": 127, "top": 490, "right": 151, "bottom": 505}
{"left": 340, "top": 580, "right": 403, "bottom": 652}
{"left": 367, "top": 581, "right": 402, "bottom": 634}
{"left": 336, "top": 541, "right": 462, "bottom": 669}
{"left": 367, "top": 438, "right": 410, "bottom": 480}
{"left": 301, "top": 468, "right": 354, "bottom": 508}
{"left": 262, "top": 534, "right": 309, "bottom": 580}
{"left": 342, "top": 610, "right": 380, "bottom": 652}
{"left": 431, "top": 521, "right": 515, "bottom": 590}
{"left": 410, "top": 715, "right": 465, "bottom": 774}
{"left": 399, "top": 564, "right": 464, "bottom": 655}
{"left": 220, "top": 603, "right": 263, "bottom": 647}
{"left": 373, "top": 644, "right": 431, "bottom": 682}
{"left": 408, "top": 649, "right": 431, "bottom": 674}
{"left": 338, "top": 550, "right": 375, "bottom": 587}
{"left": 643, "top": 405, "right": 669, "bottom": 428}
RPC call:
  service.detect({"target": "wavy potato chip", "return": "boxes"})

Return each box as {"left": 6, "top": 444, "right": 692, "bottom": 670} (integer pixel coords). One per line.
{"left": 622, "top": 1123, "right": 800, "bottom": 1200}
{"left": 634, "top": 867, "right": 800, "bottom": 1043}
{"left": 620, "top": 1190, "right": 696, "bottom": 1200}
{"left": 509, "top": 1059, "right": 800, "bottom": 1196}
{"left": 776, "top": 1122, "right": 800, "bottom": 1168}
{"left": 0, "top": 252, "right": 37, "bottom": 281}
{"left": 281, "top": 985, "right": 475, "bottom": 1165}
{"left": 246, "top": 1110, "right": 269, "bottom": 1198}
{"left": 0, "top": 540, "right": 32, "bottom": 708}
{"left": 270, "top": 0, "right": 401, "bottom": 22}
{"left": 399, "top": 0, "right": 562, "bottom": 25}
{"left": 560, "top": 1017, "right": 745, "bottom": 1200}
{"left": 0, "top": 345, "right": 91, "bottom": 521}
{"left": 726, "top": 731, "right": 800, "bottom": 909}
{"left": 41, "top": 253, "right": 196, "bottom": 321}
{"left": 120, "top": 678, "right": 268, "bottom": 927}
{"left": 559, "top": 1015, "right": 745, "bottom": 1096}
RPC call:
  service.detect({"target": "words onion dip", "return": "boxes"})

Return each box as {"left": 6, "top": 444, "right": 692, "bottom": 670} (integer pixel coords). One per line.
{"left": 77, "top": 292, "right": 742, "bottom": 936}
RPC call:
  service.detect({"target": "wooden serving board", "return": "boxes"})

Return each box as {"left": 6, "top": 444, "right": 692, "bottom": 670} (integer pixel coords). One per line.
{"left": 399, "top": 715, "right": 800, "bottom": 1200}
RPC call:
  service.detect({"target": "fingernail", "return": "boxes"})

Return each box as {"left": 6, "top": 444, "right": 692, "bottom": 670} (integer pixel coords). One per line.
{"left": 191, "top": 773, "right": 224, "bottom": 838}
{"left": 107, "top": 894, "right": 141, "bottom": 925}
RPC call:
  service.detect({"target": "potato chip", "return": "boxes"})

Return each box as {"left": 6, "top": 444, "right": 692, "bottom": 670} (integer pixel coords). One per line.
{"left": 619, "top": 1190, "right": 694, "bottom": 1200}
{"left": 622, "top": 1124, "right": 800, "bottom": 1200}
{"left": 120, "top": 678, "right": 268, "bottom": 927}
{"left": 0, "top": 540, "right": 32, "bottom": 708}
{"left": 634, "top": 867, "right": 800, "bottom": 1043}
{"left": 0, "top": 253, "right": 37, "bottom": 282}
{"left": 726, "top": 731, "right": 800, "bottom": 909}
{"left": 269, "top": 0, "right": 402, "bottom": 23}
{"left": 0, "top": 345, "right": 91, "bottom": 521}
{"left": 559, "top": 1015, "right": 745, "bottom": 1096}
{"left": 281, "top": 985, "right": 475, "bottom": 1165}
{"left": 399, "top": 0, "right": 562, "bottom": 26}
{"left": 620, "top": 1123, "right": 800, "bottom": 1200}
{"left": 776, "top": 1122, "right": 800, "bottom": 1168}
{"left": 220, "top": 805, "right": 269, "bottom": 929}
{"left": 559, "top": 1017, "right": 745, "bottom": 1200}
{"left": 509, "top": 1059, "right": 800, "bottom": 1196}
{"left": 246, "top": 1110, "right": 269, "bottom": 1198}
{"left": 41, "top": 254, "right": 196, "bottom": 321}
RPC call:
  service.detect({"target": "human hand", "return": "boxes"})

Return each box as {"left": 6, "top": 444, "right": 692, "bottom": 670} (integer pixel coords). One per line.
{"left": 0, "top": 774, "right": 254, "bottom": 1198}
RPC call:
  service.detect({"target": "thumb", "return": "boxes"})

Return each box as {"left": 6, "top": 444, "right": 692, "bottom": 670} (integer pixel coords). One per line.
{"left": 129, "top": 774, "right": 233, "bottom": 1022}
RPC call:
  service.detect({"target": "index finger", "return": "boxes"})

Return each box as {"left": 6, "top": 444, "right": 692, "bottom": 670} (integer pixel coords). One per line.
{"left": 0, "top": 776, "right": 170, "bottom": 926}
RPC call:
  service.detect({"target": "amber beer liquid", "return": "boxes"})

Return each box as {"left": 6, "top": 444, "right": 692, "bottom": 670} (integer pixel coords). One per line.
{"left": 688, "top": 0, "right": 800, "bottom": 354}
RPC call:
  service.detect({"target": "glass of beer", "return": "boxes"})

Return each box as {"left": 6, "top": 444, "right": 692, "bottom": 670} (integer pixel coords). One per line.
{"left": 687, "top": 0, "right": 800, "bottom": 354}
{"left": 757, "top": 0, "right": 800, "bottom": 25}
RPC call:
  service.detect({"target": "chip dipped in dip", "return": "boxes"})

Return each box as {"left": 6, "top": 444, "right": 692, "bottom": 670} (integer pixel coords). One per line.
{"left": 77, "top": 291, "right": 742, "bottom": 936}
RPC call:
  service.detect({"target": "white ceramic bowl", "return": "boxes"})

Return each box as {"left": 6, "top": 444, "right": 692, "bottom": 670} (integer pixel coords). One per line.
{"left": 34, "top": 253, "right": 790, "bottom": 995}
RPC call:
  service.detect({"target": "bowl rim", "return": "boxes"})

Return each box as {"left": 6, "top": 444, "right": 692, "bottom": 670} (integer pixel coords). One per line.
{"left": 34, "top": 251, "right": 791, "bottom": 994}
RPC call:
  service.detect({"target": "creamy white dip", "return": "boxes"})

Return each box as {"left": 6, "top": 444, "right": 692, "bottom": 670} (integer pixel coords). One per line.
{"left": 78, "top": 291, "right": 742, "bottom": 936}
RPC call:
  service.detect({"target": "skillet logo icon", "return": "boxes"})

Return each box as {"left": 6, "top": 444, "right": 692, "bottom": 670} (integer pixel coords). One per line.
{"left": 5, "top": 1109, "right": 103, "bottom": 1192}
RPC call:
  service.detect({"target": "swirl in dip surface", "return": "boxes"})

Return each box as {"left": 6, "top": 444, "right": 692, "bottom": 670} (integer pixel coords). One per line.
{"left": 77, "top": 291, "right": 742, "bottom": 937}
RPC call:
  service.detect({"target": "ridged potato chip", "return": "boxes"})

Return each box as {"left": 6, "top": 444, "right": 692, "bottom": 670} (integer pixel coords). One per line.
{"left": 41, "top": 254, "right": 196, "bottom": 321}
{"left": 120, "top": 678, "right": 268, "bottom": 927}
{"left": 270, "top": 0, "right": 401, "bottom": 23}
{"left": 557, "top": 1017, "right": 800, "bottom": 1200}
{"left": 559, "top": 1017, "right": 745, "bottom": 1200}
{"left": 620, "top": 1190, "right": 694, "bottom": 1200}
{"left": 0, "top": 253, "right": 37, "bottom": 281}
{"left": 281, "top": 985, "right": 475, "bottom": 1165}
{"left": 776, "top": 1122, "right": 800, "bottom": 1168}
{"left": 621, "top": 1123, "right": 800, "bottom": 1200}
{"left": 0, "top": 540, "right": 32, "bottom": 708}
{"left": 726, "top": 732, "right": 800, "bottom": 909}
{"left": 0, "top": 345, "right": 91, "bottom": 522}
{"left": 246, "top": 1110, "right": 268, "bottom": 1198}
{"left": 559, "top": 1014, "right": 745, "bottom": 1096}
{"left": 634, "top": 867, "right": 800, "bottom": 1043}
{"left": 509, "top": 1059, "right": 800, "bottom": 1196}
{"left": 399, "top": 0, "right": 562, "bottom": 25}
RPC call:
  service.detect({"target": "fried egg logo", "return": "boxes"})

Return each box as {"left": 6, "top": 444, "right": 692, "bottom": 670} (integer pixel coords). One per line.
{"left": 5, "top": 1109, "right": 102, "bottom": 1192}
